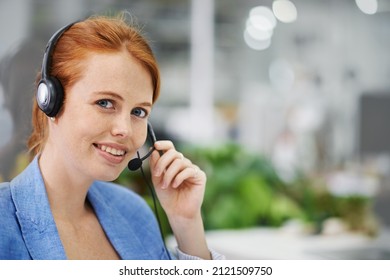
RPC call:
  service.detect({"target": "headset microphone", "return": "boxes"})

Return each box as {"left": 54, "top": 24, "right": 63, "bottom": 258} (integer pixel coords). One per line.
{"left": 127, "top": 147, "right": 155, "bottom": 171}
{"left": 128, "top": 122, "right": 157, "bottom": 171}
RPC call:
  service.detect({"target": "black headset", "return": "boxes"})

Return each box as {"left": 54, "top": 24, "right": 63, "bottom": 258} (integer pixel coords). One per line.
{"left": 36, "top": 22, "right": 77, "bottom": 117}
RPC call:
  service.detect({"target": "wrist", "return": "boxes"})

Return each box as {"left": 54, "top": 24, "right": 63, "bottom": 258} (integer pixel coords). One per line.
{"left": 168, "top": 213, "right": 211, "bottom": 259}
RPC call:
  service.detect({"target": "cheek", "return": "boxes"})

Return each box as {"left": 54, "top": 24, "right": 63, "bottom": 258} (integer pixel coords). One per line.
{"left": 60, "top": 110, "right": 103, "bottom": 147}
{"left": 133, "top": 126, "right": 149, "bottom": 151}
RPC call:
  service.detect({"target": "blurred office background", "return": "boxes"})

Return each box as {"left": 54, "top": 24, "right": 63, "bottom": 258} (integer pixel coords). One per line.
{"left": 1, "top": 0, "right": 390, "bottom": 259}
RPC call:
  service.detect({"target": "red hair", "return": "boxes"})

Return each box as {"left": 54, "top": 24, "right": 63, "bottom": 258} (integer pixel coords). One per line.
{"left": 28, "top": 14, "right": 160, "bottom": 156}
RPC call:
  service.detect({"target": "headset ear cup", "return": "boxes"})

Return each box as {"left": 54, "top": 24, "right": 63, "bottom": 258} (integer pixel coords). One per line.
{"left": 49, "top": 76, "right": 64, "bottom": 117}
{"left": 36, "top": 77, "right": 64, "bottom": 117}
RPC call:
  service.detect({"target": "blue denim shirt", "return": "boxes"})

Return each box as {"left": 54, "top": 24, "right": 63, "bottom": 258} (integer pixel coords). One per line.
{"left": 0, "top": 156, "right": 170, "bottom": 260}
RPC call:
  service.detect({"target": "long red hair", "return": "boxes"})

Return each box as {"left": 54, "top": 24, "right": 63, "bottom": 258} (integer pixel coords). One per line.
{"left": 28, "top": 14, "right": 160, "bottom": 156}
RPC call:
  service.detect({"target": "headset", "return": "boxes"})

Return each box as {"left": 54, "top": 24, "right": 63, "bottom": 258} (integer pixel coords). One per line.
{"left": 36, "top": 21, "right": 77, "bottom": 117}
{"left": 128, "top": 122, "right": 157, "bottom": 171}
{"left": 36, "top": 22, "right": 171, "bottom": 259}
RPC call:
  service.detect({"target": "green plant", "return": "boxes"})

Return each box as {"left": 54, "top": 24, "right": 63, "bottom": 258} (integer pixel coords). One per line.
{"left": 182, "top": 143, "right": 306, "bottom": 229}
{"left": 115, "top": 143, "right": 378, "bottom": 236}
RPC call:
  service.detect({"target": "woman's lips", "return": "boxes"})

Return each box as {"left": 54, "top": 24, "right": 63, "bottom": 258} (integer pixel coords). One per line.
{"left": 94, "top": 143, "right": 127, "bottom": 164}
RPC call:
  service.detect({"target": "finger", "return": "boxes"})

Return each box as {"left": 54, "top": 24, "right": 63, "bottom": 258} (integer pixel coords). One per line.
{"left": 192, "top": 165, "right": 200, "bottom": 179}
{"left": 162, "top": 157, "right": 192, "bottom": 189}
{"left": 171, "top": 165, "right": 202, "bottom": 189}
{"left": 150, "top": 149, "right": 162, "bottom": 176}
{"left": 154, "top": 149, "right": 186, "bottom": 177}
{"left": 178, "top": 152, "right": 184, "bottom": 160}
{"left": 154, "top": 140, "right": 175, "bottom": 151}
{"left": 152, "top": 149, "right": 176, "bottom": 176}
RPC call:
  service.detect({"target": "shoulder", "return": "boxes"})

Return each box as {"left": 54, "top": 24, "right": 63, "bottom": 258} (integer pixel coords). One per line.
{"left": 0, "top": 182, "right": 16, "bottom": 219}
{"left": 0, "top": 183, "right": 30, "bottom": 259}
{"left": 0, "top": 182, "right": 12, "bottom": 208}
{"left": 0, "top": 181, "right": 10, "bottom": 195}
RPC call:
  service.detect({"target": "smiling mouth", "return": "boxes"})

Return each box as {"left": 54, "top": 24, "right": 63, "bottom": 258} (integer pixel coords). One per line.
{"left": 94, "top": 144, "right": 127, "bottom": 157}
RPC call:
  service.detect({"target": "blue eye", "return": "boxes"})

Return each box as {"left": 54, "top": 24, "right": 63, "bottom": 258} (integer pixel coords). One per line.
{"left": 97, "top": 99, "right": 113, "bottom": 109}
{"left": 132, "top": 107, "right": 147, "bottom": 118}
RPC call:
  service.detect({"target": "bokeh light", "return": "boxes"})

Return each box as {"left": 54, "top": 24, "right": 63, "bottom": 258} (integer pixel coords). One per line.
{"left": 272, "top": 0, "right": 298, "bottom": 23}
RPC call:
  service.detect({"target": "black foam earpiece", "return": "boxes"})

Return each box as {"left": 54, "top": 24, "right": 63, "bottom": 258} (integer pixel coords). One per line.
{"left": 36, "top": 22, "right": 77, "bottom": 117}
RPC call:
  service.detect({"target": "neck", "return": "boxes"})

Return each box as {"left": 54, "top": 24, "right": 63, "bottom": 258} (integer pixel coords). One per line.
{"left": 39, "top": 146, "right": 93, "bottom": 221}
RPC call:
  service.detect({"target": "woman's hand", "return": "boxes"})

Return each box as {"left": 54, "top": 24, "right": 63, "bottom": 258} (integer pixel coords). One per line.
{"left": 149, "top": 140, "right": 211, "bottom": 259}
{"left": 149, "top": 140, "right": 206, "bottom": 220}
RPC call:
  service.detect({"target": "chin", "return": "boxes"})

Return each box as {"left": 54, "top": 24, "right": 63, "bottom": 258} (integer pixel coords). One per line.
{"left": 93, "top": 167, "right": 124, "bottom": 182}
{"left": 96, "top": 174, "right": 121, "bottom": 182}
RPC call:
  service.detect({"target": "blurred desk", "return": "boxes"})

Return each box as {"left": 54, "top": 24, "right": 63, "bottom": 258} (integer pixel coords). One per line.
{"left": 167, "top": 227, "right": 390, "bottom": 259}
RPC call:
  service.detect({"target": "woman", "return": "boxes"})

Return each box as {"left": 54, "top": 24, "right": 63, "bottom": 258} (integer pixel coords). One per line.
{"left": 0, "top": 14, "right": 223, "bottom": 260}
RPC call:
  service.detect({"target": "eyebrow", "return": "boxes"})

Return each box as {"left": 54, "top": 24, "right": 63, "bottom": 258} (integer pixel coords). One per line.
{"left": 93, "top": 91, "right": 152, "bottom": 107}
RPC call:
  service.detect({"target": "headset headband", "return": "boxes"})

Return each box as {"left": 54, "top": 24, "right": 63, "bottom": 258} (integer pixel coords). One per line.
{"left": 41, "top": 21, "right": 77, "bottom": 80}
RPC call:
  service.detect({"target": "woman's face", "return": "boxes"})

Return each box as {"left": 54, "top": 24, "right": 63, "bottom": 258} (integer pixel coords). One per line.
{"left": 50, "top": 51, "right": 153, "bottom": 182}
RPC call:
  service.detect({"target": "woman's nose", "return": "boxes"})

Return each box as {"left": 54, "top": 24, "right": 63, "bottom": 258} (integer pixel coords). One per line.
{"left": 111, "top": 114, "right": 132, "bottom": 138}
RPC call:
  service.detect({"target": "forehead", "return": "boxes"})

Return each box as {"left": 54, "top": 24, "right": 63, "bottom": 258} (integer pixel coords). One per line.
{"left": 75, "top": 51, "right": 153, "bottom": 102}
{"left": 85, "top": 51, "right": 151, "bottom": 84}
{"left": 80, "top": 52, "right": 149, "bottom": 92}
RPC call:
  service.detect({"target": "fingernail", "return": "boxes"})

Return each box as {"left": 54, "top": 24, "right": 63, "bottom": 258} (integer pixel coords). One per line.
{"left": 161, "top": 183, "right": 167, "bottom": 189}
